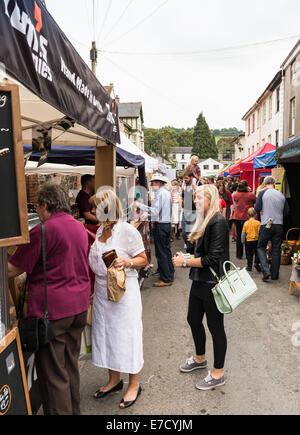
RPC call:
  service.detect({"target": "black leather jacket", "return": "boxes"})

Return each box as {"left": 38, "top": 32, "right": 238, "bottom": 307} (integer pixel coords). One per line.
{"left": 188, "top": 213, "right": 230, "bottom": 282}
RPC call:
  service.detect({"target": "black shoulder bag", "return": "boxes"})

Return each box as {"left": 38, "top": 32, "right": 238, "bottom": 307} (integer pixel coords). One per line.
{"left": 18, "top": 223, "right": 55, "bottom": 353}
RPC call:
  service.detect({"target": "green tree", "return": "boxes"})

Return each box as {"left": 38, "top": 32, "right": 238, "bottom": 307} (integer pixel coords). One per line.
{"left": 160, "top": 127, "right": 178, "bottom": 161}
{"left": 192, "top": 113, "right": 218, "bottom": 159}
{"left": 144, "top": 128, "right": 161, "bottom": 155}
{"left": 177, "top": 129, "right": 194, "bottom": 148}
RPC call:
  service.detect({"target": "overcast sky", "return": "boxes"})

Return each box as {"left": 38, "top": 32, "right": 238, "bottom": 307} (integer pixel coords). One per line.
{"left": 46, "top": 0, "right": 300, "bottom": 131}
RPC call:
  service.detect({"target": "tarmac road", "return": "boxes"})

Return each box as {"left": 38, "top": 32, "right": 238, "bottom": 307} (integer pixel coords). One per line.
{"left": 79, "top": 239, "right": 300, "bottom": 416}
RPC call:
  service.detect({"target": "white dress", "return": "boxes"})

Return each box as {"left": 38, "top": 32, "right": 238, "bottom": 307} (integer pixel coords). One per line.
{"left": 89, "top": 221, "right": 145, "bottom": 374}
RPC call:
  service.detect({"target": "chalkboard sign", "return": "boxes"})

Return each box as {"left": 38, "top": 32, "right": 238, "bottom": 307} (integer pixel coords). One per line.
{"left": 0, "top": 327, "right": 32, "bottom": 415}
{"left": 0, "top": 85, "right": 29, "bottom": 248}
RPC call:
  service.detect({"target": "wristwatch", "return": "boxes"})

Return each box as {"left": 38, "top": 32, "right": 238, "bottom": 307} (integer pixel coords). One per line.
{"left": 183, "top": 258, "right": 188, "bottom": 268}
{"left": 129, "top": 260, "right": 134, "bottom": 269}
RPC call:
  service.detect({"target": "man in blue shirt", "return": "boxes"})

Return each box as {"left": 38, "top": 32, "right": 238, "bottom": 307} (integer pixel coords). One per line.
{"left": 255, "top": 176, "right": 289, "bottom": 282}
{"left": 136, "top": 174, "right": 174, "bottom": 287}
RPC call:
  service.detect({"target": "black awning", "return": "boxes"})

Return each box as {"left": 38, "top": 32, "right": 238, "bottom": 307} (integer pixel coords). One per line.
{"left": 277, "top": 135, "right": 300, "bottom": 163}
{"left": 0, "top": 0, "right": 120, "bottom": 144}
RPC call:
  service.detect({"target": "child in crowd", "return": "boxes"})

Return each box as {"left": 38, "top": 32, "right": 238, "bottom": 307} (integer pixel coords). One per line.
{"left": 241, "top": 207, "right": 261, "bottom": 272}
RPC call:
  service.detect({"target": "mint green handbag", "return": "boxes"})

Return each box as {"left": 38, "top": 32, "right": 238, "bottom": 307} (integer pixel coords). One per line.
{"left": 210, "top": 261, "right": 258, "bottom": 314}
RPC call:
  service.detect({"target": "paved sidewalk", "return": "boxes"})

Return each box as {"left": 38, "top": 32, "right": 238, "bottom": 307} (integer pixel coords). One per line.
{"left": 79, "top": 239, "right": 300, "bottom": 415}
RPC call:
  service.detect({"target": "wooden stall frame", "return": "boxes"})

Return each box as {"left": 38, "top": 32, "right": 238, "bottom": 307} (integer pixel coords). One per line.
{"left": 0, "top": 84, "right": 29, "bottom": 248}
{"left": 0, "top": 326, "right": 32, "bottom": 415}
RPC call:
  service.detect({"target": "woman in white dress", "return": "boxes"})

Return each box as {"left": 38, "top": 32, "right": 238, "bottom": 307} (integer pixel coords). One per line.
{"left": 89, "top": 189, "right": 147, "bottom": 409}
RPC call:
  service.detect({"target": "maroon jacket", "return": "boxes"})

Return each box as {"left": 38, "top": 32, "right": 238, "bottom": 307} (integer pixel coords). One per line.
{"left": 186, "top": 164, "right": 201, "bottom": 179}
{"left": 233, "top": 192, "right": 256, "bottom": 221}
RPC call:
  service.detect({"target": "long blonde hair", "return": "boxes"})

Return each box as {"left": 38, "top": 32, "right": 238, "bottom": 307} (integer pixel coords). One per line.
{"left": 189, "top": 184, "right": 220, "bottom": 243}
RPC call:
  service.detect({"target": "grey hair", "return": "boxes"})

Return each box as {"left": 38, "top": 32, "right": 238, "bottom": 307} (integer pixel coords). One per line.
{"left": 37, "top": 183, "right": 71, "bottom": 214}
{"left": 264, "top": 176, "right": 276, "bottom": 186}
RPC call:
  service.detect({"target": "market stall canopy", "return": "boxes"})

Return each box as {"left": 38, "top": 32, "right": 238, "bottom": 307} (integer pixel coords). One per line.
{"left": 218, "top": 162, "right": 234, "bottom": 177}
{"left": 277, "top": 135, "right": 300, "bottom": 227}
{"left": 253, "top": 149, "right": 277, "bottom": 169}
{"left": 23, "top": 144, "right": 145, "bottom": 169}
{"left": 277, "top": 135, "right": 300, "bottom": 163}
{"left": 25, "top": 161, "right": 135, "bottom": 178}
{"left": 223, "top": 159, "right": 243, "bottom": 177}
{"left": 117, "top": 132, "right": 159, "bottom": 172}
{"left": 0, "top": 0, "right": 120, "bottom": 144}
{"left": 229, "top": 143, "right": 276, "bottom": 175}
{"left": 23, "top": 141, "right": 147, "bottom": 187}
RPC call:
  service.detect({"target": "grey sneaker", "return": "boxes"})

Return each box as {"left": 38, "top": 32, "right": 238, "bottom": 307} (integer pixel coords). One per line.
{"left": 180, "top": 356, "right": 207, "bottom": 373}
{"left": 196, "top": 371, "right": 225, "bottom": 390}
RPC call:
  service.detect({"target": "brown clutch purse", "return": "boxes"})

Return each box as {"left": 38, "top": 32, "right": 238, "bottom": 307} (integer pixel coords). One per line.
{"left": 102, "top": 249, "right": 118, "bottom": 268}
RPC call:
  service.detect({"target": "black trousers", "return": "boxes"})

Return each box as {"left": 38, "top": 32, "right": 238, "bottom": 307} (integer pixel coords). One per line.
{"left": 154, "top": 223, "right": 174, "bottom": 283}
{"left": 235, "top": 220, "right": 245, "bottom": 259}
{"left": 187, "top": 282, "right": 227, "bottom": 370}
{"left": 245, "top": 240, "right": 259, "bottom": 268}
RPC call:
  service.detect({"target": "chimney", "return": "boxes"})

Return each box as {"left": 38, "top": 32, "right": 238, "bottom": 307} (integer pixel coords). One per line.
{"left": 115, "top": 95, "right": 120, "bottom": 104}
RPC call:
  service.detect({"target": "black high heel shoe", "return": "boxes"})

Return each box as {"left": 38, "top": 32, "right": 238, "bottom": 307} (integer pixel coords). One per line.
{"left": 93, "top": 380, "right": 123, "bottom": 399}
{"left": 119, "top": 386, "right": 142, "bottom": 409}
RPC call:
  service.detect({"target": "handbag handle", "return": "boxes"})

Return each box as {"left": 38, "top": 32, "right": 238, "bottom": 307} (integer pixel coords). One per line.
{"left": 223, "top": 261, "right": 246, "bottom": 286}
{"left": 209, "top": 261, "right": 245, "bottom": 290}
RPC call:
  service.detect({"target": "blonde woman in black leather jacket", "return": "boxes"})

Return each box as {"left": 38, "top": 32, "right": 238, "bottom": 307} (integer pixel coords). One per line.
{"left": 173, "top": 184, "right": 229, "bottom": 391}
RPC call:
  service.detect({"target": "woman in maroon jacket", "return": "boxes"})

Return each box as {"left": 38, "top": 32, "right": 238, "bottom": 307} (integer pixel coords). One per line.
{"left": 232, "top": 182, "right": 256, "bottom": 259}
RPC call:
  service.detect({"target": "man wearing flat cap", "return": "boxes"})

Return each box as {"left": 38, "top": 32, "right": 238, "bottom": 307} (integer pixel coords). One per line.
{"left": 135, "top": 173, "right": 174, "bottom": 287}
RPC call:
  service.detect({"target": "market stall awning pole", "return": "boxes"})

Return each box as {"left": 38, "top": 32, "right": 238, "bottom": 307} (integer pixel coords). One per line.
{"left": 95, "top": 143, "right": 116, "bottom": 191}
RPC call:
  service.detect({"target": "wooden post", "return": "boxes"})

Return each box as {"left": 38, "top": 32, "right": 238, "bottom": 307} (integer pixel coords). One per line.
{"left": 94, "top": 143, "right": 116, "bottom": 191}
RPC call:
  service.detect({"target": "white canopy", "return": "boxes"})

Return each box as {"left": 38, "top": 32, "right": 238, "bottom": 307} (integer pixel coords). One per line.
{"left": 117, "top": 132, "right": 159, "bottom": 172}
{"left": 25, "top": 161, "right": 135, "bottom": 177}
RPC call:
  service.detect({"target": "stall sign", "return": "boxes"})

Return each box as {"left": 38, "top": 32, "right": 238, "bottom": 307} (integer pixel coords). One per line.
{"left": 0, "top": 0, "right": 120, "bottom": 144}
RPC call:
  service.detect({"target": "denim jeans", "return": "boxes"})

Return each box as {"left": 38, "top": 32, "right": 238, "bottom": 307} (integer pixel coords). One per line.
{"left": 257, "top": 224, "right": 283, "bottom": 279}
{"left": 153, "top": 223, "right": 174, "bottom": 283}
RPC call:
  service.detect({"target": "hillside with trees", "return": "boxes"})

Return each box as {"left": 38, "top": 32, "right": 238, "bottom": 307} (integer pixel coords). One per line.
{"left": 144, "top": 117, "right": 243, "bottom": 162}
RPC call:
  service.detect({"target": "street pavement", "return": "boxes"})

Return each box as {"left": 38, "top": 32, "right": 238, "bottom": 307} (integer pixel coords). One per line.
{"left": 79, "top": 238, "right": 300, "bottom": 416}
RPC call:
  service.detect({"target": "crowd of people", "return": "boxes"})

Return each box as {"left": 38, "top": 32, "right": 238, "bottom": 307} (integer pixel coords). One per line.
{"left": 5, "top": 155, "right": 290, "bottom": 414}
{"left": 155, "top": 163, "right": 289, "bottom": 284}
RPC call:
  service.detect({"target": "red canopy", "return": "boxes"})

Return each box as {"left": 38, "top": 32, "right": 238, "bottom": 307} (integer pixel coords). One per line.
{"left": 229, "top": 143, "right": 276, "bottom": 190}
{"left": 230, "top": 143, "right": 276, "bottom": 175}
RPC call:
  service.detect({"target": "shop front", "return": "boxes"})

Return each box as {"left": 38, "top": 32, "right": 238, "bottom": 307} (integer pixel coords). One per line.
{"left": 0, "top": 0, "right": 121, "bottom": 414}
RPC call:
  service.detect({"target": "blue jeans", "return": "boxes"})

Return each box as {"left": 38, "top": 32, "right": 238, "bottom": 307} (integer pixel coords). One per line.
{"left": 257, "top": 225, "right": 283, "bottom": 279}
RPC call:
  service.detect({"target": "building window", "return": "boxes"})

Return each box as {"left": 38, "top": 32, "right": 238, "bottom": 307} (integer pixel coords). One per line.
{"left": 257, "top": 143, "right": 260, "bottom": 150}
{"left": 257, "top": 108, "right": 261, "bottom": 129}
{"left": 268, "top": 134, "right": 272, "bottom": 144}
{"left": 289, "top": 97, "right": 296, "bottom": 136}
{"left": 213, "top": 165, "right": 219, "bottom": 170}
{"left": 181, "top": 154, "right": 185, "bottom": 160}
{"left": 252, "top": 114, "right": 255, "bottom": 133}
{"left": 252, "top": 145, "right": 255, "bottom": 154}
{"left": 276, "top": 87, "right": 280, "bottom": 113}
{"left": 248, "top": 148, "right": 250, "bottom": 156}
{"left": 275, "top": 130, "right": 279, "bottom": 147}
{"left": 262, "top": 138, "right": 265, "bottom": 145}
{"left": 291, "top": 61, "right": 297, "bottom": 82}
{"left": 203, "top": 165, "right": 209, "bottom": 170}
{"left": 173, "top": 154, "right": 176, "bottom": 160}
{"left": 263, "top": 102, "right": 266, "bottom": 124}
{"left": 269, "top": 96, "right": 272, "bottom": 120}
